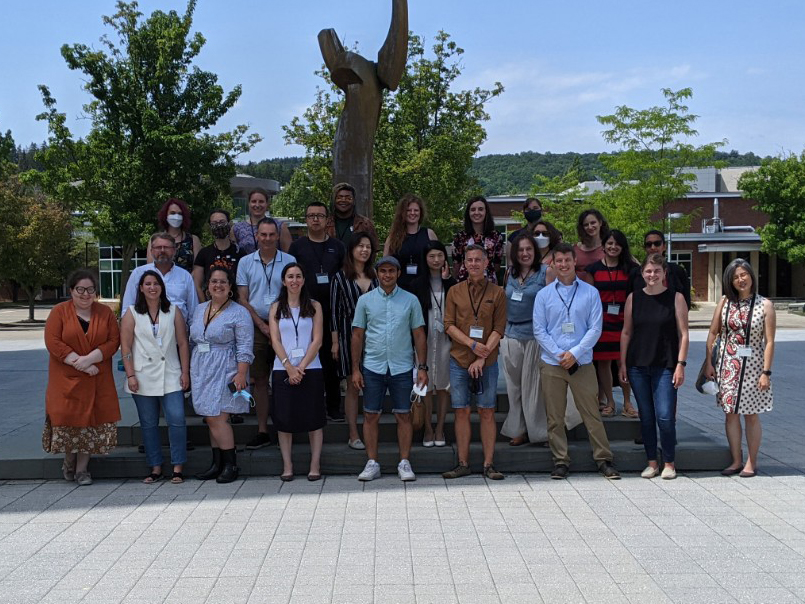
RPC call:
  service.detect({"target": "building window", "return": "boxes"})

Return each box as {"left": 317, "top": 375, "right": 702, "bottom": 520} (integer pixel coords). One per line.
{"left": 671, "top": 251, "right": 692, "bottom": 280}
{"left": 98, "top": 244, "right": 148, "bottom": 299}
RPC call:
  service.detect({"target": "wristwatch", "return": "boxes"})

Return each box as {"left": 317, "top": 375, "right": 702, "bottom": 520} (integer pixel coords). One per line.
{"left": 761, "top": 370, "right": 772, "bottom": 376}
{"left": 417, "top": 363, "right": 429, "bottom": 371}
{"left": 677, "top": 360, "right": 687, "bottom": 367}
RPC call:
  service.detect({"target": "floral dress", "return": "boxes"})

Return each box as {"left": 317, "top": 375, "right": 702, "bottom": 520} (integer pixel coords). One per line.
{"left": 451, "top": 230, "right": 504, "bottom": 283}
{"left": 716, "top": 295, "right": 773, "bottom": 415}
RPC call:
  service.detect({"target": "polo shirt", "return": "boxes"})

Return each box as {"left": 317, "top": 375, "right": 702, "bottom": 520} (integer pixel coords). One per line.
{"left": 444, "top": 278, "right": 507, "bottom": 368}
{"left": 235, "top": 249, "right": 296, "bottom": 320}
{"left": 121, "top": 263, "right": 198, "bottom": 322}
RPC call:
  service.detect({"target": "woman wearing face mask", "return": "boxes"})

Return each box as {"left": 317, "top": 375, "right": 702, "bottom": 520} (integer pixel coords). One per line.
{"left": 193, "top": 209, "right": 245, "bottom": 302}
{"left": 452, "top": 196, "right": 503, "bottom": 283}
{"left": 148, "top": 198, "right": 202, "bottom": 272}
{"left": 532, "top": 220, "right": 563, "bottom": 265}
{"left": 232, "top": 188, "right": 292, "bottom": 254}
{"left": 383, "top": 194, "right": 438, "bottom": 292}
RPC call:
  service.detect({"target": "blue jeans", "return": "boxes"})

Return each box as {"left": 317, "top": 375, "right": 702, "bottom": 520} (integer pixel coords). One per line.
{"left": 449, "top": 358, "right": 499, "bottom": 409}
{"left": 628, "top": 366, "right": 677, "bottom": 464}
{"left": 132, "top": 390, "right": 187, "bottom": 466}
{"left": 361, "top": 367, "right": 413, "bottom": 414}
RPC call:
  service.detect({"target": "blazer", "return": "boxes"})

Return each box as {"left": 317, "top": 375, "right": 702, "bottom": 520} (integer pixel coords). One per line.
{"left": 125, "top": 304, "right": 182, "bottom": 396}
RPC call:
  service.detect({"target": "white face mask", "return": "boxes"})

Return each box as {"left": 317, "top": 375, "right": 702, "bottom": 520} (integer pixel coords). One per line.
{"left": 166, "top": 214, "right": 184, "bottom": 228}
{"left": 534, "top": 234, "right": 550, "bottom": 249}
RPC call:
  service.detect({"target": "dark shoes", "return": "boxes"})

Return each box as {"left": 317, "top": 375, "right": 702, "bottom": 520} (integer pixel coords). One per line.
{"left": 327, "top": 410, "right": 345, "bottom": 423}
{"left": 484, "top": 465, "right": 505, "bottom": 480}
{"left": 195, "top": 447, "right": 222, "bottom": 480}
{"left": 442, "top": 463, "right": 471, "bottom": 479}
{"left": 599, "top": 461, "right": 621, "bottom": 480}
{"left": 245, "top": 432, "right": 272, "bottom": 450}
{"left": 551, "top": 464, "right": 570, "bottom": 480}
{"left": 216, "top": 449, "right": 239, "bottom": 483}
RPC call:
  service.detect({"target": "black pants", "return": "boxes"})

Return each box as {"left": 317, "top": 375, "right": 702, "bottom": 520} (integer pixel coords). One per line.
{"left": 319, "top": 320, "right": 342, "bottom": 415}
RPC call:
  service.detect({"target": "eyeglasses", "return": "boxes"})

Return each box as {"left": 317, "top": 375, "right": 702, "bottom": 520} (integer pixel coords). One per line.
{"left": 306, "top": 214, "right": 327, "bottom": 221}
{"left": 73, "top": 286, "right": 96, "bottom": 295}
{"left": 644, "top": 240, "right": 663, "bottom": 248}
{"left": 152, "top": 245, "right": 175, "bottom": 251}
{"left": 209, "top": 279, "right": 229, "bottom": 285}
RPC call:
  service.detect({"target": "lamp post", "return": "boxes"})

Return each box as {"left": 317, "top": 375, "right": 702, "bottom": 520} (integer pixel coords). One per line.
{"left": 666, "top": 212, "right": 684, "bottom": 264}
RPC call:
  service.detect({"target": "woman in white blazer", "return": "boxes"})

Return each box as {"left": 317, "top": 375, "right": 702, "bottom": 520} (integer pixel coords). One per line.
{"left": 121, "top": 270, "right": 190, "bottom": 484}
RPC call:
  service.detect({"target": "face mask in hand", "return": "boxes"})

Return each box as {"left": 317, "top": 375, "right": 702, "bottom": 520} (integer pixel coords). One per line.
{"left": 534, "top": 234, "right": 550, "bottom": 249}
{"left": 166, "top": 214, "right": 184, "bottom": 228}
{"left": 524, "top": 209, "right": 542, "bottom": 223}
{"left": 211, "top": 223, "right": 230, "bottom": 239}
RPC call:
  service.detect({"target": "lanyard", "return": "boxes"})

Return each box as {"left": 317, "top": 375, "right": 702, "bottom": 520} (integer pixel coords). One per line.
{"left": 429, "top": 281, "right": 444, "bottom": 315}
{"left": 556, "top": 281, "right": 579, "bottom": 319}
{"left": 734, "top": 295, "right": 756, "bottom": 344}
{"left": 307, "top": 237, "right": 328, "bottom": 272}
{"left": 203, "top": 300, "right": 228, "bottom": 338}
{"left": 289, "top": 307, "right": 302, "bottom": 347}
{"left": 467, "top": 279, "right": 490, "bottom": 322}
{"left": 261, "top": 251, "right": 281, "bottom": 297}
{"left": 148, "top": 309, "right": 159, "bottom": 336}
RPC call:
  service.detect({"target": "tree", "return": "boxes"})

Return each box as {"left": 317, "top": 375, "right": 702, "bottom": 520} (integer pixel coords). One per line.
{"left": 279, "top": 31, "right": 503, "bottom": 241}
{"left": 739, "top": 152, "right": 805, "bottom": 263}
{"left": 27, "top": 0, "right": 259, "bottom": 293}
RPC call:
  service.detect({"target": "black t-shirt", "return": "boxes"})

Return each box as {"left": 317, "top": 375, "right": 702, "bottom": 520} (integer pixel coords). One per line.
{"left": 194, "top": 242, "right": 245, "bottom": 281}
{"left": 288, "top": 236, "right": 346, "bottom": 306}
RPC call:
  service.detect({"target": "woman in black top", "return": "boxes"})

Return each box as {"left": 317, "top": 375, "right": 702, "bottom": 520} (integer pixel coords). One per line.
{"left": 620, "top": 253, "right": 689, "bottom": 480}
{"left": 383, "top": 194, "right": 437, "bottom": 291}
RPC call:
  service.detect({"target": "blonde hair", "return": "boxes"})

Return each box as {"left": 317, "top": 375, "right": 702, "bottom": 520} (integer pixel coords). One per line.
{"left": 386, "top": 194, "right": 427, "bottom": 256}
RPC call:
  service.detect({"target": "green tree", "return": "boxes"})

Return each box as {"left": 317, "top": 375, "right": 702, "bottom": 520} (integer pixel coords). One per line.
{"left": 27, "top": 0, "right": 260, "bottom": 293}
{"left": 0, "top": 128, "right": 14, "bottom": 179}
{"left": 279, "top": 31, "right": 503, "bottom": 241}
{"left": 739, "top": 152, "right": 805, "bottom": 263}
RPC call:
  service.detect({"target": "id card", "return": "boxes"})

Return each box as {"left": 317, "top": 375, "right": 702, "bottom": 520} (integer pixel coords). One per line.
{"left": 156, "top": 336, "right": 163, "bottom": 347}
{"left": 433, "top": 318, "right": 444, "bottom": 333}
{"left": 316, "top": 273, "right": 330, "bottom": 285}
{"left": 511, "top": 290, "right": 523, "bottom": 302}
{"left": 607, "top": 304, "right": 620, "bottom": 315}
{"left": 263, "top": 295, "right": 272, "bottom": 307}
{"left": 290, "top": 348, "right": 305, "bottom": 363}
{"left": 406, "top": 264, "right": 418, "bottom": 275}
{"left": 197, "top": 342, "right": 211, "bottom": 353}
{"left": 469, "top": 325, "right": 484, "bottom": 339}
{"left": 737, "top": 345, "right": 753, "bottom": 358}
{"left": 561, "top": 322, "right": 575, "bottom": 334}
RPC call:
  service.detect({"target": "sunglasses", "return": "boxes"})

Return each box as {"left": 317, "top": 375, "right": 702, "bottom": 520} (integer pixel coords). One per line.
{"left": 644, "top": 240, "right": 663, "bottom": 248}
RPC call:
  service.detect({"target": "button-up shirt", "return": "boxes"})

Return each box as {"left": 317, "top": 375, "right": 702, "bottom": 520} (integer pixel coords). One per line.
{"left": 236, "top": 249, "right": 296, "bottom": 320}
{"left": 444, "top": 278, "right": 507, "bottom": 368}
{"left": 121, "top": 263, "right": 198, "bottom": 322}
{"left": 533, "top": 277, "right": 602, "bottom": 366}
{"left": 352, "top": 285, "right": 424, "bottom": 376}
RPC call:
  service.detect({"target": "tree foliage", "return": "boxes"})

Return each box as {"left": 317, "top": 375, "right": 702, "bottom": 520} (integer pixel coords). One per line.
{"left": 278, "top": 31, "right": 503, "bottom": 241}
{"left": 26, "top": 0, "right": 259, "bottom": 292}
{"left": 739, "top": 152, "right": 805, "bottom": 264}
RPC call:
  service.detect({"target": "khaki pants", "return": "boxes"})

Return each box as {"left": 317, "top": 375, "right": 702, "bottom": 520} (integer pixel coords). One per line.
{"left": 539, "top": 360, "right": 612, "bottom": 467}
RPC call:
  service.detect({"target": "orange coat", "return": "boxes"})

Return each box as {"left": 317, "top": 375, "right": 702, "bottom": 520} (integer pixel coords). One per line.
{"left": 44, "top": 300, "right": 121, "bottom": 427}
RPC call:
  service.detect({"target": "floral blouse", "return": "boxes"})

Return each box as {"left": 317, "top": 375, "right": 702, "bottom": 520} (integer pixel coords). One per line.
{"left": 451, "top": 230, "right": 504, "bottom": 283}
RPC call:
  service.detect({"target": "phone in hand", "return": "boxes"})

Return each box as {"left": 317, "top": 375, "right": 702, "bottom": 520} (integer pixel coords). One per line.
{"left": 227, "top": 382, "right": 237, "bottom": 393}
{"left": 567, "top": 362, "right": 580, "bottom": 376}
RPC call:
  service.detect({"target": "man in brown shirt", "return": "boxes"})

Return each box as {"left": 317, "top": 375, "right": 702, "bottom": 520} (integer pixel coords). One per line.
{"left": 443, "top": 244, "right": 507, "bottom": 480}
{"left": 325, "top": 182, "right": 379, "bottom": 253}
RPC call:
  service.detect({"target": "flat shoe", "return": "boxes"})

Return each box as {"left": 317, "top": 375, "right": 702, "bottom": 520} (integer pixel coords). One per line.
{"left": 143, "top": 473, "right": 163, "bottom": 485}
{"left": 739, "top": 470, "right": 756, "bottom": 478}
{"left": 348, "top": 438, "right": 365, "bottom": 450}
{"left": 307, "top": 473, "right": 322, "bottom": 482}
{"left": 600, "top": 406, "right": 616, "bottom": 417}
{"left": 661, "top": 466, "right": 677, "bottom": 480}
{"left": 641, "top": 466, "right": 658, "bottom": 479}
{"left": 170, "top": 472, "right": 184, "bottom": 484}
{"left": 280, "top": 473, "right": 294, "bottom": 482}
{"left": 621, "top": 409, "right": 639, "bottom": 419}
{"left": 75, "top": 471, "right": 92, "bottom": 486}
{"left": 422, "top": 439, "right": 435, "bottom": 448}
{"left": 721, "top": 467, "right": 742, "bottom": 476}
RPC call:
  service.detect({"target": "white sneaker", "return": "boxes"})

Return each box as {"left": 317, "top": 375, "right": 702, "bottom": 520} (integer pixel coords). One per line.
{"left": 358, "top": 459, "right": 381, "bottom": 481}
{"left": 348, "top": 438, "right": 366, "bottom": 450}
{"left": 397, "top": 459, "right": 416, "bottom": 482}
{"left": 641, "top": 465, "right": 658, "bottom": 479}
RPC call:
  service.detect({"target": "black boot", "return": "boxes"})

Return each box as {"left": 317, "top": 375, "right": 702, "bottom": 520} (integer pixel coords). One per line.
{"left": 195, "top": 447, "right": 221, "bottom": 480}
{"left": 216, "top": 448, "right": 239, "bottom": 483}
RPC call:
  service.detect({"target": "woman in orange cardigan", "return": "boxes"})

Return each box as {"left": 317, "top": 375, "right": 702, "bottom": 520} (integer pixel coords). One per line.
{"left": 44, "top": 269, "right": 121, "bottom": 485}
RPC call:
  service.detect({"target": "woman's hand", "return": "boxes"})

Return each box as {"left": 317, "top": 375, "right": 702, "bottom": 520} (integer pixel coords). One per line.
{"left": 704, "top": 362, "right": 715, "bottom": 380}
{"left": 441, "top": 262, "right": 450, "bottom": 280}
{"left": 618, "top": 365, "right": 629, "bottom": 385}
{"left": 180, "top": 371, "right": 190, "bottom": 391}
{"left": 127, "top": 375, "right": 139, "bottom": 393}
{"left": 673, "top": 365, "right": 685, "bottom": 389}
{"left": 758, "top": 373, "right": 771, "bottom": 392}
{"left": 233, "top": 372, "right": 248, "bottom": 391}
{"left": 85, "top": 365, "right": 99, "bottom": 376}
{"left": 287, "top": 365, "right": 305, "bottom": 385}
{"left": 331, "top": 340, "right": 339, "bottom": 361}
{"left": 73, "top": 355, "right": 94, "bottom": 372}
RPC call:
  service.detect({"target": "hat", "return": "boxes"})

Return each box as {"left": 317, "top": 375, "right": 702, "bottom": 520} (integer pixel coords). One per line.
{"left": 375, "top": 256, "right": 401, "bottom": 270}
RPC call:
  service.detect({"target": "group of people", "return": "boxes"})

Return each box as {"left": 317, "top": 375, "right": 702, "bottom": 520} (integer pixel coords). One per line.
{"left": 43, "top": 188, "right": 777, "bottom": 485}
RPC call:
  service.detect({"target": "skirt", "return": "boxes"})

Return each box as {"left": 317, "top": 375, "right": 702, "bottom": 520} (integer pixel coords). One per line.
{"left": 42, "top": 416, "right": 117, "bottom": 454}
{"left": 271, "top": 368, "right": 327, "bottom": 433}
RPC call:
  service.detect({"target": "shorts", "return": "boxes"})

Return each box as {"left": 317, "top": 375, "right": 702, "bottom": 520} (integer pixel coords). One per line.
{"left": 361, "top": 367, "right": 413, "bottom": 414}
{"left": 251, "top": 325, "right": 276, "bottom": 380}
{"left": 449, "top": 357, "right": 499, "bottom": 409}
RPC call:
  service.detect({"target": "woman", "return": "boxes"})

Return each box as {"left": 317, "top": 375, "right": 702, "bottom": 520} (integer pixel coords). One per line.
{"left": 532, "top": 219, "right": 563, "bottom": 266}
{"left": 452, "top": 196, "right": 504, "bottom": 283}
{"left": 190, "top": 267, "right": 254, "bottom": 483}
{"left": 120, "top": 270, "right": 190, "bottom": 484}
{"left": 705, "top": 259, "right": 775, "bottom": 478}
{"left": 43, "top": 269, "right": 121, "bottom": 486}
{"left": 620, "top": 253, "right": 689, "bottom": 480}
{"left": 330, "top": 232, "right": 378, "bottom": 449}
{"left": 269, "top": 263, "right": 326, "bottom": 480}
{"left": 585, "top": 229, "right": 639, "bottom": 418}
{"left": 409, "top": 240, "right": 455, "bottom": 447}
{"left": 573, "top": 209, "right": 609, "bottom": 280}
{"left": 232, "top": 188, "right": 291, "bottom": 254}
{"left": 500, "top": 232, "right": 549, "bottom": 446}
{"left": 147, "top": 198, "right": 202, "bottom": 271}
{"left": 383, "top": 194, "right": 437, "bottom": 291}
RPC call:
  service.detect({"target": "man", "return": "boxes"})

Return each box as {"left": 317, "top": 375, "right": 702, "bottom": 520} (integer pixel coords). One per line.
{"left": 289, "top": 201, "right": 347, "bottom": 422}
{"left": 325, "top": 182, "right": 379, "bottom": 252}
{"left": 442, "top": 244, "right": 507, "bottom": 480}
{"left": 629, "top": 230, "right": 691, "bottom": 309}
{"left": 533, "top": 242, "right": 620, "bottom": 480}
{"left": 351, "top": 256, "right": 428, "bottom": 482}
{"left": 236, "top": 218, "right": 296, "bottom": 449}
{"left": 508, "top": 197, "right": 543, "bottom": 242}
{"left": 193, "top": 209, "right": 244, "bottom": 302}
{"left": 122, "top": 232, "right": 198, "bottom": 320}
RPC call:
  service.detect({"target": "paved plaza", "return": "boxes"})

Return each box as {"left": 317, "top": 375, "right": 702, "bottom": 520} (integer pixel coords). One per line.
{"left": 1, "top": 305, "right": 805, "bottom": 603}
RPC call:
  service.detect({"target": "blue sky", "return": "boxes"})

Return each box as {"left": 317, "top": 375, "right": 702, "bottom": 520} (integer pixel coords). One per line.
{"left": 2, "top": 0, "right": 804, "bottom": 162}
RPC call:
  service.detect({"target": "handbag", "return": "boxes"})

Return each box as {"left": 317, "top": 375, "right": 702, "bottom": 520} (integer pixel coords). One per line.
{"left": 411, "top": 397, "right": 426, "bottom": 431}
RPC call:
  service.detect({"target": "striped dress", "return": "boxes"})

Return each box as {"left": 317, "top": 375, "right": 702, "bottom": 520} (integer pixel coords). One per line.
{"left": 329, "top": 271, "right": 378, "bottom": 378}
{"left": 588, "top": 260, "right": 634, "bottom": 361}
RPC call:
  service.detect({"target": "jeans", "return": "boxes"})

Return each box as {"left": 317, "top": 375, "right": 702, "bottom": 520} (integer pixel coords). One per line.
{"left": 361, "top": 367, "right": 413, "bottom": 414}
{"left": 132, "top": 390, "right": 188, "bottom": 466}
{"left": 449, "top": 358, "right": 499, "bottom": 409}
{"left": 628, "top": 366, "right": 677, "bottom": 464}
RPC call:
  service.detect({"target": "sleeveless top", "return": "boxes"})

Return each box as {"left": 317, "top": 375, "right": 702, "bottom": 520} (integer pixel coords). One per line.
{"left": 272, "top": 306, "right": 322, "bottom": 370}
{"left": 126, "top": 304, "right": 182, "bottom": 396}
{"left": 394, "top": 227, "right": 431, "bottom": 290}
{"left": 504, "top": 266, "right": 547, "bottom": 339}
{"left": 173, "top": 232, "right": 195, "bottom": 272}
{"left": 626, "top": 288, "right": 679, "bottom": 369}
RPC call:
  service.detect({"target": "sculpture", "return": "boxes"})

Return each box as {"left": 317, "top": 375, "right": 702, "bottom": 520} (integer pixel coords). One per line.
{"left": 318, "top": 0, "right": 408, "bottom": 218}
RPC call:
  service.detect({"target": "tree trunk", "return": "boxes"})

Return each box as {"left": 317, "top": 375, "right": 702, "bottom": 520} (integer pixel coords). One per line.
{"left": 119, "top": 243, "right": 137, "bottom": 303}
{"left": 24, "top": 285, "right": 36, "bottom": 321}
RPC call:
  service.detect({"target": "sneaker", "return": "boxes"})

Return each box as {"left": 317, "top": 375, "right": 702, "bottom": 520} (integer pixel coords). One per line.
{"left": 484, "top": 465, "right": 505, "bottom": 480}
{"left": 348, "top": 438, "right": 366, "bottom": 450}
{"left": 442, "top": 463, "right": 471, "bottom": 479}
{"left": 245, "top": 432, "right": 272, "bottom": 450}
{"left": 641, "top": 465, "right": 659, "bottom": 479}
{"left": 327, "top": 410, "right": 345, "bottom": 423}
{"left": 358, "top": 460, "right": 381, "bottom": 481}
{"left": 397, "top": 459, "right": 416, "bottom": 481}
{"left": 550, "top": 464, "right": 570, "bottom": 480}
{"left": 661, "top": 466, "right": 677, "bottom": 480}
{"left": 599, "top": 461, "right": 621, "bottom": 480}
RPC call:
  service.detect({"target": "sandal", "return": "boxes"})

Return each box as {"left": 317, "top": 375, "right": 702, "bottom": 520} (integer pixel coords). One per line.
{"left": 170, "top": 472, "right": 184, "bottom": 484}
{"left": 142, "top": 473, "right": 163, "bottom": 484}
{"left": 621, "top": 408, "right": 639, "bottom": 419}
{"left": 600, "top": 406, "right": 616, "bottom": 417}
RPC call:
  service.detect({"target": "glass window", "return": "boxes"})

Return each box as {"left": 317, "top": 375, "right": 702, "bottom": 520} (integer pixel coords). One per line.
{"left": 671, "top": 251, "right": 692, "bottom": 280}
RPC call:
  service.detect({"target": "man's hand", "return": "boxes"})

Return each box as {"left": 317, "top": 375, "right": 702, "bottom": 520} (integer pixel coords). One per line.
{"left": 258, "top": 321, "right": 271, "bottom": 340}
{"left": 472, "top": 341, "right": 491, "bottom": 359}
{"left": 416, "top": 369, "right": 429, "bottom": 390}
{"left": 351, "top": 368, "right": 364, "bottom": 391}
{"left": 468, "top": 358, "right": 485, "bottom": 379}
{"left": 559, "top": 351, "right": 577, "bottom": 370}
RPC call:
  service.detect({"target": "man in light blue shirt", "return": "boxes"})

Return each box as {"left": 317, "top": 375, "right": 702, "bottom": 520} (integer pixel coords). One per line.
{"left": 351, "top": 256, "right": 427, "bottom": 482}
{"left": 533, "top": 242, "right": 619, "bottom": 480}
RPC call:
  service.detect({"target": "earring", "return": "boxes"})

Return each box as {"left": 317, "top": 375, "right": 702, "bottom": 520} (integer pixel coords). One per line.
{"left": 228, "top": 291, "right": 234, "bottom": 298}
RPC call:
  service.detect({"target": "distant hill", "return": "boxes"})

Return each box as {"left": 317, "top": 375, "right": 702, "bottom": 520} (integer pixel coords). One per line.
{"left": 238, "top": 157, "right": 303, "bottom": 185}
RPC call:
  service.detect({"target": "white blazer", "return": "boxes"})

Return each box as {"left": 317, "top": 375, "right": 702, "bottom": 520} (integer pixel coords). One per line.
{"left": 125, "top": 305, "right": 183, "bottom": 396}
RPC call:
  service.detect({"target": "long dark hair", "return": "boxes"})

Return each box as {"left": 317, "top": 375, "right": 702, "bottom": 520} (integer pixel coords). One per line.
{"left": 509, "top": 232, "right": 541, "bottom": 278}
{"left": 342, "top": 231, "right": 377, "bottom": 281}
{"left": 576, "top": 208, "right": 610, "bottom": 245}
{"left": 420, "top": 239, "right": 449, "bottom": 269}
{"left": 463, "top": 195, "right": 495, "bottom": 236}
{"left": 134, "top": 270, "right": 171, "bottom": 314}
{"left": 274, "top": 263, "right": 316, "bottom": 320}
{"left": 208, "top": 267, "right": 240, "bottom": 303}
{"left": 603, "top": 229, "right": 638, "bottom": 270}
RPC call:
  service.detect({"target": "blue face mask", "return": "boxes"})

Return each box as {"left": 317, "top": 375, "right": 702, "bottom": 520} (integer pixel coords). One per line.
{"left": 232, "top": 389, "right": 255, "bottom": 408}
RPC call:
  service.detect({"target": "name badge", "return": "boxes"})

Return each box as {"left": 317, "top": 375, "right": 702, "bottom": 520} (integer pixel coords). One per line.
{"left": 316, "top": 273, "right": 330, "bottom": 285}
{"left": 433, "top": 318, "right": 444, "bottom": 333}
{"left": 511, "top": 290, "right": 523, "bottom": 302}
{"left": 737, "top": 345, "right": 753, "bottom": 358}
{"left": 607, "top": 304, "right": 620, "bottom": 315}
{"left": 263, "top": 295, "right": 272, "bottom": 307}
{"left": 156, "top": 336, "right": 163, "bottom": 347}
{"left": 469, "top": 325, "right": 484, "bottom": 339}
{"left": 197, "top": 342, "right": 211, "bottom": 353}
{"left": 406, "top": 264, "right": 418, "bottom": 275}
{"left": 562, "top": 322, "right": 575, "bottom": 334}
{"left": 290, "top": 348, "right": 305, "bottom": 364}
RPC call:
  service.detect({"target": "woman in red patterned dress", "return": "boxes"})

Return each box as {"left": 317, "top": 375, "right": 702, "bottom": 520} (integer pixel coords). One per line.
{"left": 451, "top": 196, "right": 504, "bottom": 283}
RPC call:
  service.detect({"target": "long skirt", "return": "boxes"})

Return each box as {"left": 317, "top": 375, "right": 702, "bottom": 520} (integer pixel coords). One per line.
{"left": 271, "top": 369, "right": 327, "bottom": 433}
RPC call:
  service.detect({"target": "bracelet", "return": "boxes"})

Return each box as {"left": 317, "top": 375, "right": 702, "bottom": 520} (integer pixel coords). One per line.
{"left": 122, "top": 353, "right": 132, "bottom": 360}
{"left": 677, "top": 360, "right": 687, "bottom": 367}
{"left": 471, "top": 341, "right": 477, "bottom": 351}
{"left": 281, "top": 357, "right": 289, "bottom": 365}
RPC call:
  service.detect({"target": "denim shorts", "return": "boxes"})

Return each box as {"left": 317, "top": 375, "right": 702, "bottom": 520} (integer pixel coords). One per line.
{"left": 449, "top": 358, "right": 499, "bottom": 409}
{"left": 361, "top": 367, "right": 413, "bottom": 414}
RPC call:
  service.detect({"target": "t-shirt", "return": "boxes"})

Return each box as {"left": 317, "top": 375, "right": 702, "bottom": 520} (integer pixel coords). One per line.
{"left": 288, "top": 236, "right": 346, "bottom": 307}
{"left": 193, "top": 242, "right": 245, "bottom": 281}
